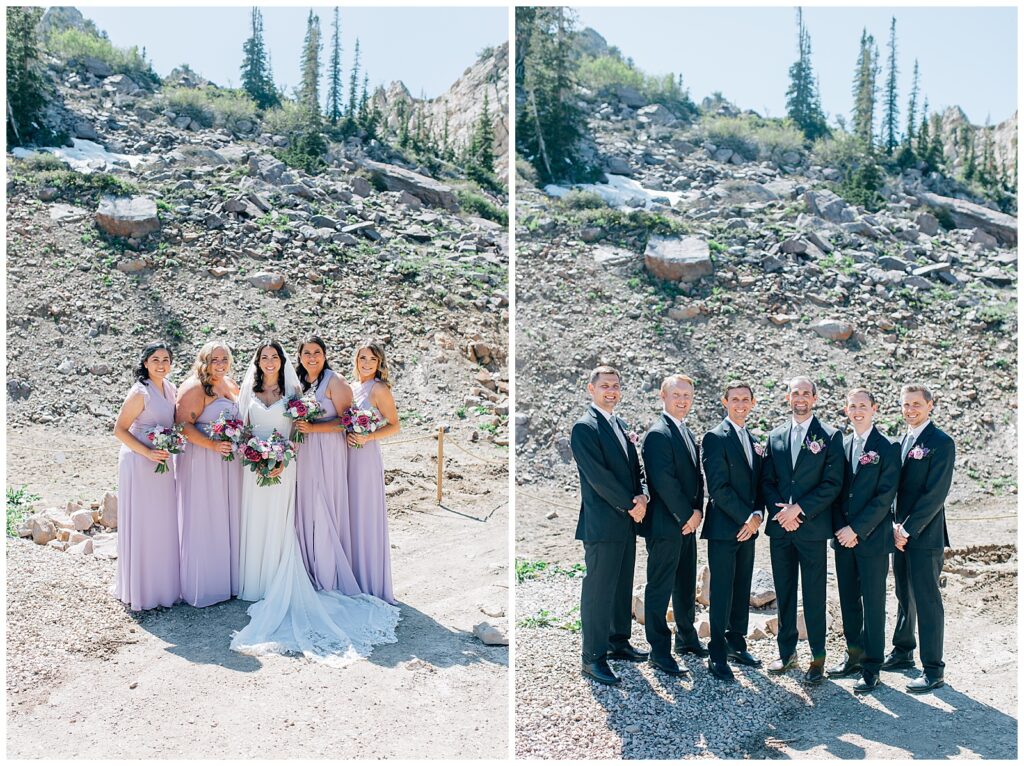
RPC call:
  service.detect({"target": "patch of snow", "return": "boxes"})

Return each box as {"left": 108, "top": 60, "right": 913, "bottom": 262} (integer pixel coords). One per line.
{"left": 544, "top": 174, "right": 685, "bottom": 210}
{"left": 11, "top": 139, "right": 150, "bottom": 174}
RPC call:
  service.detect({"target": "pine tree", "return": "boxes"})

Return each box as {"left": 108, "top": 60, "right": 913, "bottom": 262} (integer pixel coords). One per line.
{"left": 240, "top": 7, "right": 279, "bottom": 109}
{"left": 396, "top": 98, "right": 410, "bottom": 148}
{"left": 916, "top": 97, "right": 931, "bottom": 166}
{"left": 785, "top": 8, "right": 828, "bottom": 141}
{"left": 326, "top": 7, "right": 342, "bottom": 125}
{"left": 299, "top": 10, "right": 322, "bottom": 117}
{"left": 358, "top": 73, "right": 369, "bottom": 122}
{"left": 441, "top": 107, "right": 453, "bottom": 161}
{"left": 961, "top": 125, "right": 976, "bottom": 182}
{"left": 347, "top": 38, "right": 361, "bottom": 118}
{"left": 905, "top": 59, "right": 920, "bottom": 144}
{"left": 851, "top": 28, "right": 880, "bottom": 148}
{"left": 6, "top": 6, "right": 47, "bottom": 146}
{"left": 470, "top": 90, "right": 495, "bottom": 174}
{"left": 516, "top": 6, "right": 589, "bottom": 183}
{"left": 882, "top": 16, "right": 899, "bottom": 155}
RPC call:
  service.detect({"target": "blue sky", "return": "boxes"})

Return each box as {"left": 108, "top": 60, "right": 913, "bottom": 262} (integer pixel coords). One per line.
{"left": 574, "top": 6, "right": 1017, "bottom": 127}
{"left": 81, "top": 6, "right": 508, "bottom": 100}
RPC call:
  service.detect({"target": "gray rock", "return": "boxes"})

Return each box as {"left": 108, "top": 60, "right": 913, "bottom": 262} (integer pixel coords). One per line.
{"left": 803, "top": 189, "right": 855, "bottom": 223}
{"left": 916, "top": 191, "right": 1017, "bottom": 246}
{"left": 644, "top": 236, "right": 713, "bottom": 283}
{"left": 612, "top": 84, "right": 646, "bottom": 108}
{"left": 604, "top": 156, "right": 633, "bottom": 175}
{"left": 593, "top": 245, "right": 633, "bottom": 267}
{"left": 749, "top": 568, "right": 776, "bottom": 607}
{"left": 95, "top": 196, "right": 160, "bottom": 238}
{"left": 361, "top": 160, "right": 457, "bottom": 210}
{"left": 901, "top": 275, "right": 934, "bottom": 290}
{"left": 473, "top": 621, "right": 508, "bottom": 646}
{"left": 916, "top": 211, "right": 940, "bottom": 235}
{"left": 636, "top": 104, "right": 677, "bottom": 126}
{"left": 72, "top": 120, "right": 98, "bottom": 140}
{"left": 811, "top": 319, "right": 854, "bottom": 341}
{"left": 969, "top": 228, "right": 999, "bottom": 250}
{"left": 878, "top": 255, "right": 911, "bottom": 271}
{"left": 79, "top": 55, "right": 113, "bottom": 78}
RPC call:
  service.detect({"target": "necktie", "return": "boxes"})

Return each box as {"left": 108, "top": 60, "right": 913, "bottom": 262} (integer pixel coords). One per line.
{"left": 739, "top": 427, "right": 752, "bottom": 467}
{"left": 901, "top": 432, "right": 915, "bottom": 462}
{"left": 852, "top": 436, "right": 865, "bottom": 474}
{"left": 610, "top": 416, "right": 629, "bottom": 459}
{"left": 676, "top": 421, "right": 697, "bottom": 464}
{"left": 791, "top": 424, "right": 804, "bottom": 469}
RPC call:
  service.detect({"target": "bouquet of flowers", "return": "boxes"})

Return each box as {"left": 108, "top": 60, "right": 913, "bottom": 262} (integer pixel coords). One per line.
{"left": 283, "top": 390, "right": 324, "bottom": 444}
{"left": 340, "top": 406, "right": 386, "bottom": 448}
{"left": 146, "top": 423, "right": 187, "bottom": 474}
{"left": 209, "top": 409, "right": 246, "bottom": 462}
{"left": 240, "top": 429, "right": 296, "bottom": 487}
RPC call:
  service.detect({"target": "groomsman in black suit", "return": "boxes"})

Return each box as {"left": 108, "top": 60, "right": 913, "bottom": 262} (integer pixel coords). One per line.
{"left": 827, "top": 388, "right": 901, "bottom": 693}
{"left": 641, "top": 374, "right": 707, "bottom": 677}
{"left": 883, "top": 383, "right": 955, "bottom": 693}
{"left": 761, "top": 376, "right": 844, "bottom": 684}
{"left": 570, "top": 365, "right": 649, "bottom": 686}
{"left": 700, "top": 381, "right": 765, "bottom": 682}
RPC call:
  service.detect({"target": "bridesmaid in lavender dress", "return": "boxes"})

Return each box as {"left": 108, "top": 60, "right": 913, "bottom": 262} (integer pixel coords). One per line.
{"left": 346, "top": 342, "right": 400, "bottom": 604}
{"left": 112, "top": 342, "right": 181, "bottom": 611}
{"left": 294, "top": 336, "right": 361, "bottom": 593}
{"left": 175, "top": 341, "right": 242, "bottom": 607}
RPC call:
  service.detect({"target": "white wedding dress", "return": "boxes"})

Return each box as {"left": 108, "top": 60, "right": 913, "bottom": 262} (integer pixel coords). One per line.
{"left": 230, "top": 374, "right": 400, "bottom": 667}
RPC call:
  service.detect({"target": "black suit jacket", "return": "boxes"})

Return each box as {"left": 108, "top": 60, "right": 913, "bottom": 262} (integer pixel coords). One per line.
{"left": 895, "top": 422, "right": 954, "bottom": 550}
{"left": 700, "top": 419, "right": 763, "bottom": 541}
{"left": 830, "top": 427, "right": 901, "bottom": 556}
{"left": 761, "top": 415, "right": 845, "bottom": 541}
{"left": 641, "top": 413, "right": 704, "bottom": 540}
{"left": 571, "top": 405, "right": 646, "bottom": 542}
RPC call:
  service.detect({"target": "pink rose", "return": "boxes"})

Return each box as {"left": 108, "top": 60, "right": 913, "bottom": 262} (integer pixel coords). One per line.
{"left": 356, "top": 414, "right": 371, "bottom": 428}
{"left": 808, "top": 441, "right": 822, "bottom": 454}
{"left": 753, "top": 443, "right": 766, "bottom": 457}
{"left": 859, "top": 451, "right": 879, "bottom": 466}
{"left": 908, "top": 445, "right": 930, "bottom": 460}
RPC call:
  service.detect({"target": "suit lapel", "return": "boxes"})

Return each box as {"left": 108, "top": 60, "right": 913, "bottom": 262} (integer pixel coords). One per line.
{"left": 724, "top": 421, "right": 752, "bottom": 475}
{"left": 593, "top": 407, "right": 628, "bottom": 465}
{"left": 792, "top": 416, "right": 818, "bottom": 474}
{"left": 663, "top": 414, "right": 695, "bottom": 471}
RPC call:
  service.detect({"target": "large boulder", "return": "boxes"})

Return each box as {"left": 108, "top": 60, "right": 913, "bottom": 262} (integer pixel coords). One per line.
{"left": 29, "top": 515, "right": 57, "bottom": 545}
{"left": 360, "top": 160, "right": 458, "bottom": 211}
{"left": 95, "top": 196, "right": 160, "bottom": 238}
{"left": 916, "top": 192, "right": 1017, "bottom": 246}
{"left": 636, "top": 104, "right": 678, "bottom": 126}
{"left": 804, "top": 189, "right": 856, "bottom": 223}
{"left": 749, "top": 568, "right": 776, "bottom": 607}
{"left": 70, "top": 509, "right": 94, "bottom": 532}
{"left": 644, "top": 236, "right": 714, "bottom": 283}
{"left": 811, "top": 319, "right": 855, "bottom": 341}
{"left": 98, "top": 491, "right": 117, "bottom": 529}
{"left": 248, "top": 272, "right": 286, "bottom": 291}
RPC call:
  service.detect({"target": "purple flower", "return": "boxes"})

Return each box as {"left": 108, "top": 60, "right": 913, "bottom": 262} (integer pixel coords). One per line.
{"left": 859, "top": 450, "right": 880, "bottom": 466}
{"left": 908, "top": 445, "right": 930, "bottom": 460}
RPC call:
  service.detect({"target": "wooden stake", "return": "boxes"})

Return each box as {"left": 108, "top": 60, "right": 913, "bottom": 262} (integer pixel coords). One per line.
{"left": 436, "top": 426, "right": 444, "bottom": 504}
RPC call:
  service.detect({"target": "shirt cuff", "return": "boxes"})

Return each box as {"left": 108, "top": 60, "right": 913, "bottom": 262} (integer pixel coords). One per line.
{"left": 747, "top": 512, "right": 763, "bottom": 524}
{"left": 896, "top": 523, "right": 910, "bottom": 538}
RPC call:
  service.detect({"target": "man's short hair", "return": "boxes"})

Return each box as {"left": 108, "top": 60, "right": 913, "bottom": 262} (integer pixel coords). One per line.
{"left": 661, "top": 374, "right": 695, "bottom": 393}
{"left": 901, "top": 383, "right": 933, "bottom": 402}
{"left": 589, "top": 365, "right": 621, "bottom": 385}
{"left": 846, "top": 387, "right": 876, "bottom": 405}
{"left": 722, "top": 380, "right": 753, "bottom": 399}
{"left": 787, "top": 375, "right": 817, "bottom": 396}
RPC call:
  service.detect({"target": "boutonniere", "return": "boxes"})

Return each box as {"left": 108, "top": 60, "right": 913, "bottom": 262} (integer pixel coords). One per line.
{"left": 858, "top": 450, "right": 880, "bottom": 466}
{"left": 803, "top": 434, "right": 826, "bottom": 455}
{"left": 627, "top": 430, "right": 640, "bottom": 446}
{"left": 907, "top": 445, "right": 930, "bottom": 460}
{"left": 753, "top": 442, "right": 766, "bottom": 457}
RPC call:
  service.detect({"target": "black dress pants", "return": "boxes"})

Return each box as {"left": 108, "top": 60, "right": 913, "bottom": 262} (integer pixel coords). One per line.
{"left": 644, "top": 532, "right": 698, "bottom": 659}
{"left": 581, "top": 540, "right": 636, "bottom": 663}
{"left": 707, "top": 537, "right": 755, "bottom": 664}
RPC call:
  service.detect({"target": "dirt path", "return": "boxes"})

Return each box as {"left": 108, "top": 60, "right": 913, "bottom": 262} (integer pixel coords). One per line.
{"left": 7, "top": 426, "right": 509, "bottom": 759}
{"left": 515, "top": 479, "right": 1017, "bottom": 760}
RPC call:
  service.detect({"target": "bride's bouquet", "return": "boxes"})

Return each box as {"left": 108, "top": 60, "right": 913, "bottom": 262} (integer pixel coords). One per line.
{"left": 240, "top": 429, "right": 296, "bottom": 487}
{"left": 146, "top": 423, "right": 187, "bottom": 474}
{"left": 209, "top": 410, "right": 246, "bottom": 462}
{"left": 283, "top": 390, "right": 324, "bottom": 443}
{"left": 340, "top": 406, "right": 386, "bottom": 449}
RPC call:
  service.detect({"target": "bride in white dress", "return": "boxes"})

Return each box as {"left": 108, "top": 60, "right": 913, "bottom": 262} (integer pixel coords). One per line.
{"left": 231, "top": 340, "right": 399, "bottom": 666}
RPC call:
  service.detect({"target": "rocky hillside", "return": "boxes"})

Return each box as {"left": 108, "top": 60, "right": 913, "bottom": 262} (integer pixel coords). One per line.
{"left": 374, "top": 43, "right": 509, "bottom": 180}
{"left": 515, "top": 66, "right": 1017, "bottom": 506}
{"left": 6, "top": 26, "right": 509, "bottom": 452}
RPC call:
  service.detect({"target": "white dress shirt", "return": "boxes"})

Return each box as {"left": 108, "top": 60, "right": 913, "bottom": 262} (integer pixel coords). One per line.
{"left": 593, "top": 405, "right": 628, "bottom": 458}
{"left": 896, "top": 419, "right": 931, "bottom": 538}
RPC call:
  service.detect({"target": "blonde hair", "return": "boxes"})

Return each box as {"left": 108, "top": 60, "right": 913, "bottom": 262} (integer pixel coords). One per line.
{"left": 190, "top": 341, "right": 233, "bottom": 397}
{"left": 354, "top": 341, "right": 391, "bottom": 388}
{"left": 661, "top": 374, "right": 695, "bottom": 393}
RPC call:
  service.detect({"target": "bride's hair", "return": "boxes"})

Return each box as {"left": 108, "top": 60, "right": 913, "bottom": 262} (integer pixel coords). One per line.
{"left": 190, "top": 340, "right": 233, "bottom": 397}
{"left": 252, "top": 339, "right": 287, "bottom": 394}
{"left": 353, "top": 341, "right": 391, "bottom": 388}
{"left": 135, "top": 341, "right": 173, "bottom": 385}
{"left": 296, "top": 335, "right": 332, "bottom": 392}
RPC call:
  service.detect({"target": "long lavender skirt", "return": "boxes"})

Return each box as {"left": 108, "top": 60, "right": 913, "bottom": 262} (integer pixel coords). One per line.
{"left": 177, "top": 444, "right": 242, "bottom": 607}
{"left": 295, "top": 429, "right": 361, "bottom": 593}
{"left": 115, "top": 447, "right": 181, "bottom": 611}
{"left": 347, "top": 441, "right": 395, "bottom": 604}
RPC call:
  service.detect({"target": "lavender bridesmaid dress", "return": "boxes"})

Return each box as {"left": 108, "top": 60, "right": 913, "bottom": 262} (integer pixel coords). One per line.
{"left": 177, "top": 397, "right": 242, "bottom": 607}
{"left": 294, "top": 369, "right": 361, "bottom": 593}
{"left": 347, "top": 379, "right": 395, "bottom": 604}
{"left": 114, "top": 379, "right": 181, "bottom": 611}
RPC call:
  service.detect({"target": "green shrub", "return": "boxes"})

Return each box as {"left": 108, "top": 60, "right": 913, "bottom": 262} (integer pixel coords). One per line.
{"left": 273, "top": 129, "right": 328, "bottom": 175}
{"left": 6, "top": 486, "right": 40, "bottom": 537}
{"left": 261, "top": 101, "right": 309, "bottom": 138}
{"left": 703, "top": 115, "right": 805, "bottom": 162}
{"left": 515, "top": 157, "right": 538, "bottom": 185}
{"left": 577, "top": 54, "right": 697, "bottom": 119}
{"left": 558, "top": 189, "right": 607, "bottom": 210}
{"left": 162, "top": 86, "right": 257, "bottom": 132}
{"left": 811, "top": 132, "right": 869, "bottom": 179}
{"left": 46, "top": 28, "right": 157, "bottom": 85}
{"left": 457, "top": 189, "right": 508, "bottom": 226}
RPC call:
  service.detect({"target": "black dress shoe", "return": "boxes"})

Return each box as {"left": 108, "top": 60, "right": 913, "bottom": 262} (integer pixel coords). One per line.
{"left": 853, "top": 672, "right": 881, "bottom": 694}
{"left": 707, "top": 658, "right": 735, "bottom": 682}
{"left": 649, "top": 655, "right": 687, "bottom": 676}
{"left": 726, "top": 649, "right": 762, "bottom": 667}
{"left": 803, "top": 660, "right": 825, "bottom": 685}
{"left": 767, "top": 655, "right": 798, "bottom": 675}
{"left": 880, "top": 651, "right": 915, "bottom": 671}
{"left": 607, "top": 644, "right": 649, "bottom": 662}
{"left": 582, "top": 659, "right": 620, "bottom": 686}
{"left": 906, "top": 675, "right": 944, "bottom": 694}
{"left": 675, "top": 640, "right": 709, "bottom": 658}
{"left": 827, "top": 651, "right": 864, "bottom": 678}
